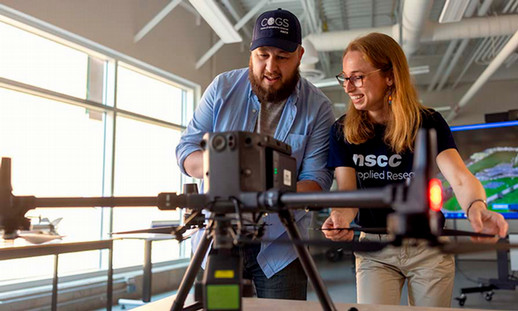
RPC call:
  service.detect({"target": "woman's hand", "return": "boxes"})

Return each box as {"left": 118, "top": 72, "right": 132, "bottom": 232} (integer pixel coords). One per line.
{"left": 321, "top": 209, "right": 356, "bottom": 241}
{"left": 468, "top": 203, "right": 508, "bottom": 242}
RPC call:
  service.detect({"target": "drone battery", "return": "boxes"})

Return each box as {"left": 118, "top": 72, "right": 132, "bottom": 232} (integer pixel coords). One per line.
{"left": 203, "top": 248, "right": 242, "bottom": 311}
{"left": 202, "top": 132, "right": 296, "bottom": 200}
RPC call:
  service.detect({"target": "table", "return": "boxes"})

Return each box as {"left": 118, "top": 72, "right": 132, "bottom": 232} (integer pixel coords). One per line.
{"left": 113, "top": 233, "right": 176, "bottom": 307}
{"left": 133, "top": 295, "right": 496, "bottom": 311}
{"left": 0, "top": 238, "right": 113, "bottom": 311}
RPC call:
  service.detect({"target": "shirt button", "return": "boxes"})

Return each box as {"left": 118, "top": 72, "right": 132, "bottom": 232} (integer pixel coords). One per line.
{"left": 252, "top": 109, "right": 257, "bottom": 113}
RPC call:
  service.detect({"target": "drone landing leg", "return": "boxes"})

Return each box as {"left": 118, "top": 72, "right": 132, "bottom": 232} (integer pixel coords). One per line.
{"left": 171, "top": 229, "right": 211, "bottom": 311}
{"left": 278, "top": 210, "right": 336, "bottom": 311}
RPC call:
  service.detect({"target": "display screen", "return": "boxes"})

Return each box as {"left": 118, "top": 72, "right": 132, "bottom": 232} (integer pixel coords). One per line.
{"left": 441, "top": 121, "right": 518, "bottom": 219}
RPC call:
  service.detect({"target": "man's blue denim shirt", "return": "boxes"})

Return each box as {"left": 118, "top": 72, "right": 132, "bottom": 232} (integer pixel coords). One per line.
{"left": 176, "top": 68, "right": 333, "bottom": 278}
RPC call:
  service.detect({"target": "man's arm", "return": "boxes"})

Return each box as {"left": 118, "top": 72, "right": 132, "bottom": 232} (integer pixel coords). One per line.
{"left": 183, "top": 150, "right": 203, "bottom": 179}
{"left": 296, "top": 180, "right": 322, "bottom": 192}
{"left": 296, "top": 101, "right": 335, "bottom": 191}
{"left": 176, "top": 77, "right": 219, "bottom": 178}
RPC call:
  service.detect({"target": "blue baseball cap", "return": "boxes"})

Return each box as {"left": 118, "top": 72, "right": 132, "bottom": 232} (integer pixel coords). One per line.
{"left": 250, "top": 8, "right": 302, "bottom": 52}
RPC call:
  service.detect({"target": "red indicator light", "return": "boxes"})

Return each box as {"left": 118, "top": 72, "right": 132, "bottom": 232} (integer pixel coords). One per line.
{"left": 429, "top": 178, "right": 443, "bottom": 211}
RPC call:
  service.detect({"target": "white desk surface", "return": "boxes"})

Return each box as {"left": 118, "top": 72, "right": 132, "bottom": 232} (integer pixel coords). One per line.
{"left": 0, "top": 238, "right": 113, "bottom": 260}
{"left": 133, "top": 295, "right": 499, "bottom": 311}
{"left": 111, "top": 233, "right": 176, "bottom": 241}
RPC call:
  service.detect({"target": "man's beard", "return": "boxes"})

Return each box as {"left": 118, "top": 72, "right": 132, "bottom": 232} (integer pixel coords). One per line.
{"left": 248, "top": 61, "right": 300, "bottom": 103}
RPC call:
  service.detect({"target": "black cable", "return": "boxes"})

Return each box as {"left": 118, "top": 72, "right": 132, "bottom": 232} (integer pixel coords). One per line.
{"left": 230, "top": 196, "right": 244, "bottom": 235}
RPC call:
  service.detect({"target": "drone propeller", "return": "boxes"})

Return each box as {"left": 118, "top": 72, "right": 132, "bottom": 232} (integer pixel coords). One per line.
{"left": 439, "top": 240, "right": 518, "bottom": 254}
{"left": 231, "top": 235, "right": 518, "bottom": 255}
{"left": 440, "top": 229, "right": 495, "bottom": 238}
{"left": 317, "top": 227, "right": 496, "bottom": 238}
{"left": 234, "top": 236, "right": 391, "bottom": 253}
{"left": 111, "top": 226, "right": 182, "bottom": 235}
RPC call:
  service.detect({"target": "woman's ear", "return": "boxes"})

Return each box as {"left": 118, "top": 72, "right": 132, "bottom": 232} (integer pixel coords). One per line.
{"left": 386, "top": 75, "right": 394, "bottom": 87}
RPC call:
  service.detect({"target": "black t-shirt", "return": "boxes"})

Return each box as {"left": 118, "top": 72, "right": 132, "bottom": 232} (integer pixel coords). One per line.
{"left": 327, "top": 109, "right": 457, "bottom": 228}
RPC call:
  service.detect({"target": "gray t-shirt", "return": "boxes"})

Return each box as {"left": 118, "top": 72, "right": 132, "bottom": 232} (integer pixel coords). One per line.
{"left": 256, "top": 100, "right": 287, "bottom": 137}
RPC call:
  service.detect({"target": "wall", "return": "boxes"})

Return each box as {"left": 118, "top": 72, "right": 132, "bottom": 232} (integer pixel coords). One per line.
{"left": 421, "top": 79, "right": 518, "bottom": 126}
{"left": 0, "top": 0, "right": 251, "bottom": 91}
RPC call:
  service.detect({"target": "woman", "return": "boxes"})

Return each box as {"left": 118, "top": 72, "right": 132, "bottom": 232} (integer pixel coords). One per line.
{"left": 321, "top": 32, "right": 508, "bottom": 307}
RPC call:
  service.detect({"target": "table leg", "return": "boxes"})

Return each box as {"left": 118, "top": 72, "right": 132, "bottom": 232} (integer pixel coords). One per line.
{"left": 142, "top": 240, "right": 152, "bottom": 302}
{"left": 52, "top": 254, "right": 58, "bottom": 311}
{"left": 107, "top": 243, "right": 113, "bottom": 311}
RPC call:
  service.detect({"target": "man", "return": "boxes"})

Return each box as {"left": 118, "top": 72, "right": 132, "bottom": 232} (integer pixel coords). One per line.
{"left": 176, "top": 8, "right": 334, "bottom": 300}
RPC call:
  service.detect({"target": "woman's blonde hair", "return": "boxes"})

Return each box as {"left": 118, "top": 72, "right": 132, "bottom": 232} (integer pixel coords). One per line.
{"left": 343, "top": 32, "right": 426, "bottom": 153}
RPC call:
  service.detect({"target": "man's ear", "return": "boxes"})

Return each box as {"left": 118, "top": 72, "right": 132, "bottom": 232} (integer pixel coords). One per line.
{"left": 298, "top": 46, "right": 305, "bottom": 61}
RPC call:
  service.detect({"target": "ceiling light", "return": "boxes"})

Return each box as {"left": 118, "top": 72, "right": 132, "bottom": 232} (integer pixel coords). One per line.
{"left": 434, "top": 106, "right": 452, "bottom": 112}
{"left": 438, "top": 0, "right": 470, "bottom": 23}
{"left": 410, "top": 65, "right": 430, "bottom": 75}
{"left": 189, "top": 0, "right": 242, "bottom": 43}
{"left": 311, "top": 78, "right": 339, "bottom": 88}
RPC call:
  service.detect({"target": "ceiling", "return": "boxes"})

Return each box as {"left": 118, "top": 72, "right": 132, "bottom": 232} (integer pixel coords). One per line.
{"left": 208, "top": 0, "right": 518, "bottom": 120}
{"left": 132, "top": 0, "right": 517, "bottom": 120}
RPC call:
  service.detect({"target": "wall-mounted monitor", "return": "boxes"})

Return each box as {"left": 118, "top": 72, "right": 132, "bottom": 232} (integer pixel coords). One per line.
{"left": 441, "top": 121, "right": 518, "bottom": 219}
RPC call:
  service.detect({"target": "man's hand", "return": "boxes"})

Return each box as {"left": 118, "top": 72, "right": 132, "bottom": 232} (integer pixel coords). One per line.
{"left": 321, "top": 209, "right": 357, "bottom": 241}
{"left": 468, "top": 203, "right": 508, "bottom": 242}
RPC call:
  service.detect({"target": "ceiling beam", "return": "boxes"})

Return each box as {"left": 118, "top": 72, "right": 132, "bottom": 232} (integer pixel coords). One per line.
{"left": 134, "top": 0, "right": 183, "bottom": 43}
{"left": 447, "top": 30, "right": 518, "bottom": 121}
{"left": 221, "top": 0, "right": 253, "bottom": 39}
{"left": 195, "top": 0, "right": 270, "bottom": 69}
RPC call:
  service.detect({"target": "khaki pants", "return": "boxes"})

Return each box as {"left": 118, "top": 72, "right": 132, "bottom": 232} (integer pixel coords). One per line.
{"left": 355, "top": 233, "right": 455, "bottom": 307}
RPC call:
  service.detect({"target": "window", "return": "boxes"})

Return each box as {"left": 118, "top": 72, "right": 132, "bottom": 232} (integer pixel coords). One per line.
{"left": 0, "top": 88, "right": 105, "bottom": 280}
{"left": 0, "top": 21, "right": 88, "bottom": 98}
{"left": 0, "top": 13, "right": 196, "bottom": 283}
{"left": 116, "top": 64, "right": 184, "bottom": 125}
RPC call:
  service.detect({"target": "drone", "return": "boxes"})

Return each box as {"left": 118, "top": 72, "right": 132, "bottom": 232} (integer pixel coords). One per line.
{"left": 16, "top": 216, "right": 64, "bottom": 244}
{"left": 1, "top": 130, "right": 517, "bottom": 311}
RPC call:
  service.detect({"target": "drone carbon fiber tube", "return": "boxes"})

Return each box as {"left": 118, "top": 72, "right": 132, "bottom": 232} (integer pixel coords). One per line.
{"left": 32, "top": 196, "right": 159, "bottom": 207}
{"left": 277, "top": 185, "right": 395, "bottom": 209}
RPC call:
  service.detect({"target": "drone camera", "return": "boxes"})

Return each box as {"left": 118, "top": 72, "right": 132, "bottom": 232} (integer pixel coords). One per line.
{"left": 202, "top": 132, "right": 297, "bottom": 200}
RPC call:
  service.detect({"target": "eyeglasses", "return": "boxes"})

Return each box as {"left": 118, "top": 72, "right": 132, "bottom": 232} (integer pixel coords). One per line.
{"left": 335, "top": 69, "right": 381, "bottom": 88}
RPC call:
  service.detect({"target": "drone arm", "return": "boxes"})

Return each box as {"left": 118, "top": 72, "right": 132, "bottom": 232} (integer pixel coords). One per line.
{"left": 278, "top": 186, "right": 394, "bottom": 209}
{"left": 32, "top": 196, "right": 159, "bottom": 208}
